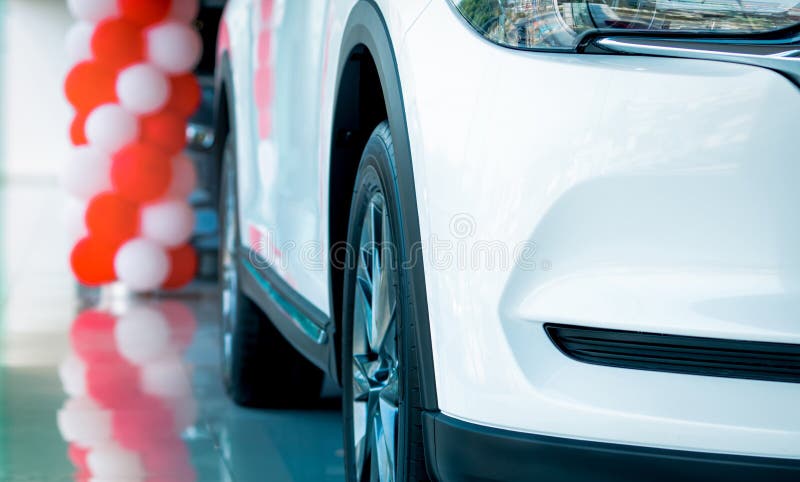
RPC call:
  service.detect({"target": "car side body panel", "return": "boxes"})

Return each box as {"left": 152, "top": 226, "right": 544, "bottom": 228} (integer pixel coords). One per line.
{"left": 220, "top": 0, "right": 430, "bottom": 319}
{"left": 219, "top": 0, "right": 800, "bottom": 463}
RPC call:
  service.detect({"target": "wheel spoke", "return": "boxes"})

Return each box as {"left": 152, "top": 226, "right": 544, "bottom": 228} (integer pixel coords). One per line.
{"left": 358, "top": 245, "right": 373, "bottom": 294}
{"left": 378, "top": 376, "right": 399, "bottom": 477}
{"left": 373, "top": 404, "right": 395, "bottom": 482}
{"left": 368, "top": 201, "right": 397, "bottom": 355}
{"left": 367, "top": 199, "right": 382, "bottom": 352}
{"left": 352, "top": 356, "right": 372, "bottom": 402}
{"left": 350, "top": 192, "right": 399, "bottom": 482}
{"left": 370, "top": 436, "right": 380, "bottom": 481}
{"left": 370, "top": 267, "right": 396, "bottom": 356}
{"left": 353, "top": 275, "right": 372, "bottom": 356}
{"left": 370, "top": 197, "right": 383, "bottom": 247}
{"left": 353, "top": 397, "right": 370, "bottom": 481}
{"left": 368, "top": 248, "right": 382, "bottom": 352}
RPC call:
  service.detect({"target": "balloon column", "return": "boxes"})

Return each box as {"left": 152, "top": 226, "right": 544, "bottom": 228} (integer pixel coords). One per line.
{"left": 64, "top": 0, "right": 203, "bottom": 292}
{"left": 57, "top": 302, "right": 198, "bottom": 480}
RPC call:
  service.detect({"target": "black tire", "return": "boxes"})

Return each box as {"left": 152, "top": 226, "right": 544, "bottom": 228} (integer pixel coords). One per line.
{"left": 218, "top": 134, "right": 324, "bottom": 408}
{"left": 342, "top": 122, "right": 429, "bottom": 481}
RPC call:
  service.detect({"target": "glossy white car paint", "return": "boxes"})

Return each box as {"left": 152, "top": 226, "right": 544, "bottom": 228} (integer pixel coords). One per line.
{"left": 221, "top": 0, "right": 430, "bottom": 313}
{"left": 220, "top": 0, "right": 800, "bottom": 461}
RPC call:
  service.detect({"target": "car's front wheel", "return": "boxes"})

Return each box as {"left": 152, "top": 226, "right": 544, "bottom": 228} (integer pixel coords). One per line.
{"left": 342, "top": 122, "right": 429, "bottom": 481}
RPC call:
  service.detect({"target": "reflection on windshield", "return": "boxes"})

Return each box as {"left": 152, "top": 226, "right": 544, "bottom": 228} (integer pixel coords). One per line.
{"left": 56, "top": 301, "right": 198, "bottom": 481}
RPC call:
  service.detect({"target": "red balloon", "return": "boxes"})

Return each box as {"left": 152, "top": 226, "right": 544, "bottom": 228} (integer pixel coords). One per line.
{"left": 141, "top": 110, "right": 186, "bottom": 156}
{"left": 111, "top": 143, "right": 172, "bottom": 203}
{"left": 67, "top": 444, "right": 90, "bottom": 473}
{"left": 74, "top": 474, "right": 91, "bottom": 482}
{"left": 162, "top": 244, "right": 197, "bottom": 290}
{"left": 70, "top": 112, "right": 89, "bottom": 146}
{"left": 91, "top": 18, "right": 144, "bottom": 70}
{"left": 85, "top": 192, "right": 140, "bottom": 246}
{"left": 70, "top": 237, "right": 118, "bottom": 286}
{"left": 165, "top": 74, "right": 201, "bottom": 118}
{"left": 112, "top": 396, "right": 175, "bottom": 451}
{"left": 85, "top": 361, "right": 141, "bottom": 409}
{"left": 141, "top": 440, "right": 194, "bottom": 479}
{"left": 119, "top": 0, "right": 171, "bottom": 26}
{"left": 64, "top": 61, "right": 117, "bottom": 112}
{"left": 70, "top": 310, "right": 126, "bottom": 364}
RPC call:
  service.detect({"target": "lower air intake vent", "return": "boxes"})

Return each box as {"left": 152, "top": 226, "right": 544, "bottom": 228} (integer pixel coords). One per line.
{"left": 545, "top": 324, "right": 800, "bottom": 383}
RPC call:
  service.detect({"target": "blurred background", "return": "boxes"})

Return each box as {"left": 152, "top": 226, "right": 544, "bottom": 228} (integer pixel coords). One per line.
{"left": 0, "top": 1, "right": 343, "bottom": 480}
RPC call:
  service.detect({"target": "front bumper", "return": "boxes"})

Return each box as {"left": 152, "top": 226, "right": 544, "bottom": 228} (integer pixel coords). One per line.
{"left": 423, "top": 413, "right": 800, "bottom": 482}
{"left": 402, "top": 0, "right": 800, "bottom": 460}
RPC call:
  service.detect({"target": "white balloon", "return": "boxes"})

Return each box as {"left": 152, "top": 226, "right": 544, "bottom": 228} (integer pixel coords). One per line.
{"left": 65, "top": 21, "right": 95, "bottom": 63}
{"left": 67, "top": 0, "right": 118, "bottom": 22}
{"left": 169, "top": 0, "right": 200, "bottom": 22}
{"left": 116, "top": 63, "right": 170, "bottom": 115}
{"left": 141, "top": 199, "right": 195, "bottom": 248}
{"left": 87, "top": 443, "right": 146, "bottom": 478}
{"left": 85, "top": 104, "right": 139, "bottom": 155}
{"left": 63, "top": 197, "right": 88, "bottom": 242}
{"left": 59, "top": 353, "right": 87, "bottom": 397}
{"left": 57, "top": 397, "right": 113, "bottom": 447}
{"left": 146, "top": 21, "right": 203, "bottom": 75}
{"left": 62, "top": 146, "right": 112, "bottom": 200}
{"left": 166, "top": 154, "right": 198, "bottom": 198}
{"left": 141, "top": 354, "right": 191, "bottom": 399}
{"left": 114, "top": 239, "right": 170, "bottom": 293}
{"left": 114, "top": 305, "right": 171, "bottom": 364}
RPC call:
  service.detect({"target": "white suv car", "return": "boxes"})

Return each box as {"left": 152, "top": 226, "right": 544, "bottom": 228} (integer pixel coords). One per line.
{"left": 213, "top": 1, "right": 800, "bottom": 480}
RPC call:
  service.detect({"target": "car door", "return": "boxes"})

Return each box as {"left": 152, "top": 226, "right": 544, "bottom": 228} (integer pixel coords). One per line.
{"left": 238, "top": 0, "right": 331, "bottom": 313}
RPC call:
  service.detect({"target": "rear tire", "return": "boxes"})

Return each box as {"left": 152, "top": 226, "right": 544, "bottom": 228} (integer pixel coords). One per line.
{"left": 342, "top": 122, "right": 429, "bottom": 481}
{"left": 218, "top": 134, "right": 323, "bottom": 408}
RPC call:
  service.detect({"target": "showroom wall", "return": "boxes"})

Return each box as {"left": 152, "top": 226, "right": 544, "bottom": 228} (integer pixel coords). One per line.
{"left": 0, "top": 1, "right": 76, "bottom": 478}
{"left": 1, "top": 0, "right": 72, "bottom": 181}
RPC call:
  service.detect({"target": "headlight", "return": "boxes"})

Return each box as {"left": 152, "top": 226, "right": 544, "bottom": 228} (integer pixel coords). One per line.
{"left": 449, "top": 0, "right": 800, "bottom": 51}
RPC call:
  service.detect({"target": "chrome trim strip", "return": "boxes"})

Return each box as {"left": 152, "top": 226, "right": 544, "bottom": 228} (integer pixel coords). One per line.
{"left": 596, "top": 37, "right": 800, "bottom": 85}
{"left": 243, "top": 261, "right": 328, "bottom": 345}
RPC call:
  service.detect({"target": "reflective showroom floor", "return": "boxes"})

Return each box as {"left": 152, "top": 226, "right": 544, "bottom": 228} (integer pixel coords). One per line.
{"left": 0, "top": 1, "right": 344, "bottom": 480}
{"left": 0, "top": 191, "right": 345, "bottom": 482}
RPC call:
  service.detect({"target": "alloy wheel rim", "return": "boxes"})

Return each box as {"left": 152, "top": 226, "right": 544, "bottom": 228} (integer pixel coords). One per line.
{"left": 351, "top": 192, "right": 400, "bottom": 482}
{"left": 221, "top": 162, "right": 238, "bottom": 381}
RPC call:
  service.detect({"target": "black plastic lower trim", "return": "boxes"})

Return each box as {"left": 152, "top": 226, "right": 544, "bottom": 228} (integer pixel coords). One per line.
{"left": 423, "top": 413, "right": 800, "bottom": 482}
{"left": 545, "top": 323, "right": 800, "bottom": 383}
{"left": 237, "top": 254, "right": 333, "bottom": 374}
{"left": 334, "top": 0, "right": 438, "bottom": 412}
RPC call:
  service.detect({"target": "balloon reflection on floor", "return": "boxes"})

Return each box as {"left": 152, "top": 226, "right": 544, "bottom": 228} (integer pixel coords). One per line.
{"left": 57, "top": 299, "right": 198, "bottom": 481}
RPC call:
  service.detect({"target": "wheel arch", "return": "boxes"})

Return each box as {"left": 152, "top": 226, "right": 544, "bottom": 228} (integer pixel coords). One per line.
{"left": 212, "top": 51, "right": 233, "bottom": 208}
{"left": 328, "top": 0, "right": 438, "bottom": 412}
